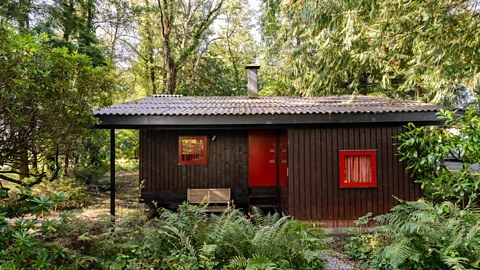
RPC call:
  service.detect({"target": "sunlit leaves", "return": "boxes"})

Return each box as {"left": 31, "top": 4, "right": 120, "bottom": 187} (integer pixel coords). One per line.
{"left": 264, "top": 0, "right": 480, "bottom": 104}
{"left": 0, "top": 23, "right": 116, "bottom": 185}
{"left": 397, "top": 109, "right": 480, "bottom": 205}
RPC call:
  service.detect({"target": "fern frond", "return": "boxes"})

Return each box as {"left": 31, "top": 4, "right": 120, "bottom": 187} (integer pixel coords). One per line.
{"left": 228, "top": 255, "right": 250, "bottom": 268}
{"left": 384, "top": 239, "right": 412, "bottom": 269}
{"left": 441, "top": 255, "right": 469, "bottom": 270}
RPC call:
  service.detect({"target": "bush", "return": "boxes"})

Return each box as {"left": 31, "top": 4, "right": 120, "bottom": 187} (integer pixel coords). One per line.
{"left": 397, "top": 109, "right": 480, "bottom": 205}
{"left": 34, "top": 178, "right": 92, "bottom": 210}
{"left": 116, "top": 130, "right": 139, "bottom": 160}
{"left": 344, "top": 198, "right": 480, "bottom": 270}
{"left": 71, "top": 163, "right": 109, "bottom": 186}
{"left": 0, "top": 195, "right": 75, "bottom": 269}
{"left": 71, "top": 130, "right": 110, "bottom": 186}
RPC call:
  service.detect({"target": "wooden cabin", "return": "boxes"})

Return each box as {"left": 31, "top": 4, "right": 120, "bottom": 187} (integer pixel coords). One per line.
{"left": 94, "top": 66, "right": 446, "bottom": 227}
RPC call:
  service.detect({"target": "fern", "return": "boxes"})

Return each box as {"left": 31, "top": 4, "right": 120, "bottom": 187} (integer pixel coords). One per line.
{"left": 228, "top": 255, "right": 250, "bottom": 268}
{"left": 441, "top": 255, "right": 470, "bottom": 270}
{"left": 63, "top": 203, "right": 332, "bottom": 269}
{"left": 354, "top": 198, "right": 480, "bottom": 269}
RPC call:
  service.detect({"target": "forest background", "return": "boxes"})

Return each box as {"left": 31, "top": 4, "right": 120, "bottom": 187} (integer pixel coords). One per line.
{"left": 1, "top": 0, "right": 479, "bottom": 192}
{"left": 1, "top": 1, "right": 480, "bottom": 269}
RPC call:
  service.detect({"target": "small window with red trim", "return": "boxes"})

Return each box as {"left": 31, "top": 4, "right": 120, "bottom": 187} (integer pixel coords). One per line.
{"left": 178, "top": 136, "right": 207, "bottom": 165}
{"left": 340, "top": 150, "right": 377, "bottom": 188}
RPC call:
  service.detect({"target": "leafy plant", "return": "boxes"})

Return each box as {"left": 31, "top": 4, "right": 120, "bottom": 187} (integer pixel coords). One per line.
{"left": 397, "top": 109, "right": 480, "bottom": 206}
{"left": 71, "top": 130, "right": 110, "bottom": 186}
{"left": 0, "top": 195, "right": 75, "bottom": 269}
{"left": 28, "top": 195, "right": 55, "bottom": 218}
{"left": 35, "top": 178, "right": 91, "bottom": 209}
{"left": 66, "top": 204, "right": 333, "bottom": 269}
{"left": 0, "top": 22, "right": 115, "bottom": 188}
{"left": 345, "top": 198, "right": 480, "bottom": 270}
{"left": 262, "top": 0, "right": 480, "bottom": 105}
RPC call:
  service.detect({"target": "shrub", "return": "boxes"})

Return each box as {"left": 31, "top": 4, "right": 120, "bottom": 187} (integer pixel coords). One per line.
{"left": 116, "top": 130, "right": 139, "bottom": 160}
{"left": 344, "top": 198, "right": 480, "bottom": 270}
{"left": 343, "top": 232, "right": 387, "bottom": 269}
{"left": 34, "top": 178, "right": 92, "bottom": 209}
{"left": 71, "top": 163, "right": 109, "bottom": 186}
{"left": 0, "top": 195, "right": 75, "bottom": 269}
{"left": 71, "top": 130, "right": 110, "bottom": 186}
{"left": 397, "top": 109, "right": 480, "bottom": 205}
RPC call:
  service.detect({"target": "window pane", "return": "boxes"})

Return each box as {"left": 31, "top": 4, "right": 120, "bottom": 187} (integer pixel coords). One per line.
{"left": 344, "top": 155, "right": 372, "bottom": 183}
{"left": 181, "top": 138, "right": 205, "bottom": 161}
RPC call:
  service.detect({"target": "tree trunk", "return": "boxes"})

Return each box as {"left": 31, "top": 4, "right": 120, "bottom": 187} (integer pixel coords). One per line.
{"left": 19, "top": 148, "right": 29, "bottom": 181}
{"left": 150, "top": 59, "right": 157, "bottom": 94}
{"left": 32, "top": 147, "right": 38, "bottom": 171}
{"left": 63, "top": 0, "right": 75, "bottom": 41}
{"left": 415, "top": 86, "right": 422, "bottom": 101}
{"left": 64, "top": 153, "right": 69, "bottom": 177}
{"left": 167, "top": 62, "right": 177, "bottom": 94}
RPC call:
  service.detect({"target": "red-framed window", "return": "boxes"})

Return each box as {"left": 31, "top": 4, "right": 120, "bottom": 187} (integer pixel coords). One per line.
{"left": 340, "top": 150, "right": 377, "bottom": 188}
{"left": 178, "top": 136, "right": 207, "bottom": 165}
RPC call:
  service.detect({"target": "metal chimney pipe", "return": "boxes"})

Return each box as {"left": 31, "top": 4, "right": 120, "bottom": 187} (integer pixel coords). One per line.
{"left": 246, "top": 64, "right": 260, "bottom": 97}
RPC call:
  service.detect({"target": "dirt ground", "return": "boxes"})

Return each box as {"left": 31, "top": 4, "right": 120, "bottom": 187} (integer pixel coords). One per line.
{"left": 80, "top": 171, "right": 141, "bottom": 219}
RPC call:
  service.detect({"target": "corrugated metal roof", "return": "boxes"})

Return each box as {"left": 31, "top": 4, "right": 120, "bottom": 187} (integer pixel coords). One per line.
{"left": 93, "top": 95, "right": 446, "bottom": 116}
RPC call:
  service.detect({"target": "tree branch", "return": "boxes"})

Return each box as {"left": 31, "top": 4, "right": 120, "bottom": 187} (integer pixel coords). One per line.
{"left": 177, "top": 0, "right": 224, "bottom": 69}
{"left": 0, "top": 174, "right": 24, "bottom": 185}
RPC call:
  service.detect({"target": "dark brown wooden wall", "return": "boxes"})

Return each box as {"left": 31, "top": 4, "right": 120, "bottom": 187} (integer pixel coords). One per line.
{"left": 139, "top": 130, "right": 249, "bottom": 203}
{"left": 287, "top": 126, "right": 421, "bottom": 226}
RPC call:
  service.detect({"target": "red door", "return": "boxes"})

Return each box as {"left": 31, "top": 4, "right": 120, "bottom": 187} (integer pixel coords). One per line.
{"left": 249, "top": 130, "right": 281, "bottom": 187}
{"left": 279, "top": 132, "right": 287, "bottom": 187}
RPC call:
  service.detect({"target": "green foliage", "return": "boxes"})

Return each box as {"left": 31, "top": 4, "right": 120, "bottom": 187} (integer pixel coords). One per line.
{"left": 397, "top": 109, "right": 480, "bottom": 205}
{"left": 71, "top": 130, "right": 110, "bottom": 185}
{"left": 0, "top": 21, "right": 115, "bottom": 187}
{"left": 261, "top": 0, "right": 480, "bottom": 104}
{"left": 116, "top": 130, "right": 139, "bottom": 160}
{"left": 119, "top": 0, "right": 258, "bottom": 97}
{"left": 343, "top": 232, "right": 387, "bottom": 269}
{"left": 34, "top": 178, "right": 92, "bottom": 209}
{"left": 66, "top": 204, "right": 332, "bottom": 269}
{"left": 0, "top": 195, "right": 75, "bottom": 269}
{"left": 344, "top": 198, "right": 480, "bottom": 269}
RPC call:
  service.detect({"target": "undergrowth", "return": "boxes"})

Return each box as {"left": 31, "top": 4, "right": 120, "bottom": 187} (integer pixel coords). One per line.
{"left": 0, "top": 201, "right": 333, "bottom": 269}
{"left": 343, "top": 198, "right": 480, "bottom": 270}
{"left": 69, "top": 205, "right": 333, "bottom": 269}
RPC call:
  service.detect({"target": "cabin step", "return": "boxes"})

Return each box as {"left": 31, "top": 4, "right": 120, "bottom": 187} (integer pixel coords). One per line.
{"left": 248, "top": 194, "right": 278, "bottom": 199}
{"left": 250, "top": 204, "right": 279, "bottom": 209}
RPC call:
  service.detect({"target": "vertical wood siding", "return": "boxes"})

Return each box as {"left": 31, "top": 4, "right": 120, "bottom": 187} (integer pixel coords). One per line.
{"left": 140, "top": 130, "right": 249, "bottom": 203}
{"left": 287, "top": 126, "right": 421, "bottom": 225}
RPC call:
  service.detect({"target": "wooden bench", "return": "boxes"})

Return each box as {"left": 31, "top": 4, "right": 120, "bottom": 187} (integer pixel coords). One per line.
{"left": 187, "top": 188, "right": 231, "bottom": 212}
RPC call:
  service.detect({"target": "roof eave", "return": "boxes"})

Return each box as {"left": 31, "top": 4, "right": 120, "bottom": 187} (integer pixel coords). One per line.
{"left": 94, "top": 111, "right": 443, "bottom": 129}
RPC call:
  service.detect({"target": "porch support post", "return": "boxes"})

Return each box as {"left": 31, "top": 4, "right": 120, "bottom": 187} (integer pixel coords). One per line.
{"left": 110, "top": 128, "right": 115, "bottom": 217}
